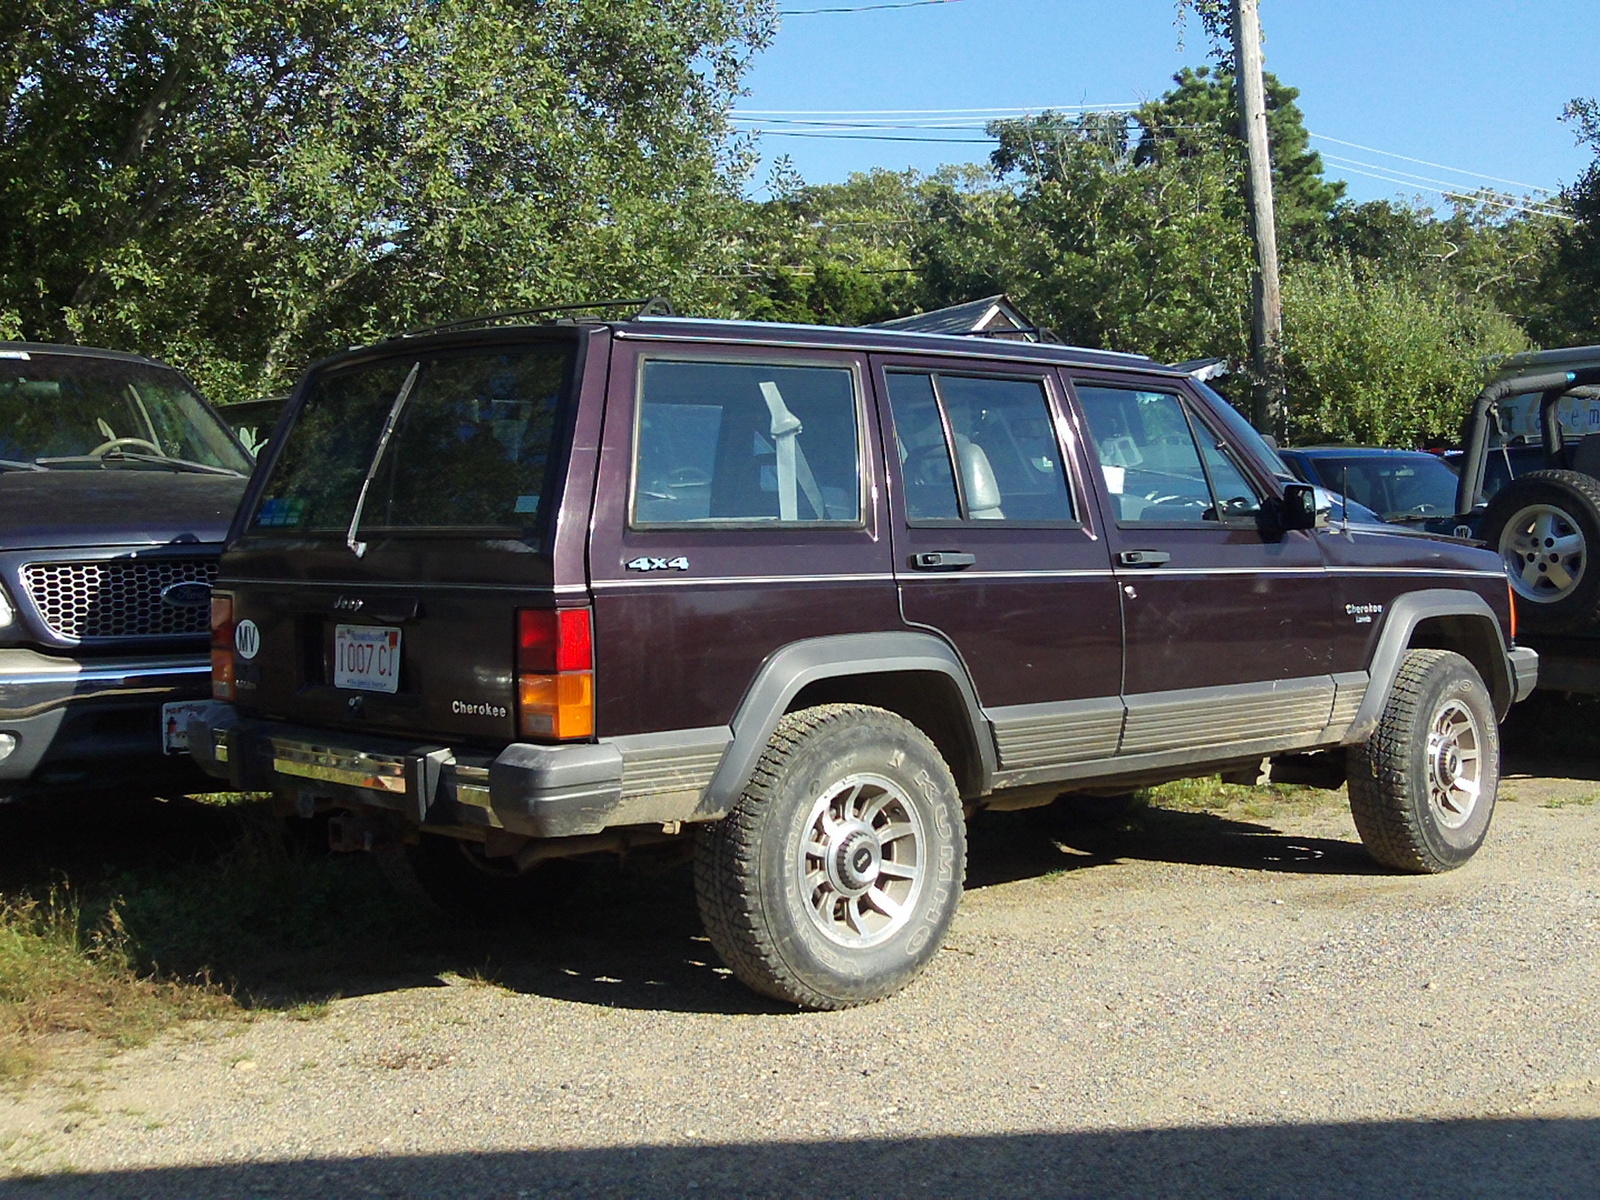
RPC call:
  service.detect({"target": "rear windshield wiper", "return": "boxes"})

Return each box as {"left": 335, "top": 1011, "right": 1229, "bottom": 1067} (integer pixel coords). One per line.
{"left": 346, "top": 361, "right": 422, "bottom": 558}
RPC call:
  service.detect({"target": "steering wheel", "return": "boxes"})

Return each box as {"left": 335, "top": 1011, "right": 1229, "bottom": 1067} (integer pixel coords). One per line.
{"left": 89, "top": 436, "right": 161, "bottom": 457}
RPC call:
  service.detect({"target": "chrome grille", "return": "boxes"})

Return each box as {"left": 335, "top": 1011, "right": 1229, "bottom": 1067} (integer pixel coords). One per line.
{"left": 21, "top": 559, "right": 216, "bottom": 641}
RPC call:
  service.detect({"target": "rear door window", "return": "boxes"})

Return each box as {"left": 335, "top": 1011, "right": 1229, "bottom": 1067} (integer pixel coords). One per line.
{"left": 884, "top": 370, "right": 1073, "bottom": 523}
{"left": 632, "top": 360, "right": 861, "bottom": 526}
{"left": 252, "top": 342, "right": 573, "bottom": 535}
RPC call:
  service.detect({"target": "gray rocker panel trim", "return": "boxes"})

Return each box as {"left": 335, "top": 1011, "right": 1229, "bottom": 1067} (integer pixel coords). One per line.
{"left": 1119, "top": 676, "right": 1336, "bottom": 757}
{"left": 986, "top": 696, "right": 1124, "bottom": 769}
{"left": 1341, "top": 588, "right": 1511, "bottom": 744}
{"left": 702, "top": 631, "right": 994, "bottom": 813}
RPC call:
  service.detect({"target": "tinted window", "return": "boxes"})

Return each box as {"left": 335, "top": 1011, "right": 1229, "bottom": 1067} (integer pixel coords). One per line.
{"left": 0, "top": 355, "right": 248, "bottom": 473}
{"left": 253, "top": 344, "right": 572, "bottom": 534}
{"left": 633, "top": 360, "right": 860, "bottom": 525}
{"left": 885, "top": 371, "right": 1073, "bottom": 522}
{"left": 1076, "top": 385, "right": 1261, "bottom": 523}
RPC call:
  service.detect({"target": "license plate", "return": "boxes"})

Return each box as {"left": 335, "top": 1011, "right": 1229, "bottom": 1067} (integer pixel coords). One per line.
{"left": 334, "top": 624, "right": 402, "bottom": 694}
{"left": 161, "top": 700, "right": 212, "bottom": 754}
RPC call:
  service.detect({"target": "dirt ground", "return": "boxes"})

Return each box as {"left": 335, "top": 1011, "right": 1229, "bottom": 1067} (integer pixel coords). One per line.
{"left": 1, "top": 753, "right": 1599, "bottom": 1198}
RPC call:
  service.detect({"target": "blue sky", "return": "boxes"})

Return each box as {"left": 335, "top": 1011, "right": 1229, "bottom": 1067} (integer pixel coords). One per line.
{"left": 735, "top": 0, "right": 1597, "bottom": 215}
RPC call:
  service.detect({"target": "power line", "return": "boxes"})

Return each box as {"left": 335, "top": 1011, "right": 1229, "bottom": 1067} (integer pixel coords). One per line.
{"left": 1307, "top": 132, "right": 1555, "bottom": 195}
{"left": 779, "top": 0, "right": 966, "bottom": 13}
{"left": 1325, "top": 163, "right": 1573, "bottom": 221}
{"left": 1318, "top": 154, "right": 1570, "bottom": 218}
{"left": 734, "top": 104, "right": 1137, "bottom": 116}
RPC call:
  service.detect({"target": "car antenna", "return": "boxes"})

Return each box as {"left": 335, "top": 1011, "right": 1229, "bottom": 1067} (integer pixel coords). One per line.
{"left": 1340, "top": 464, "right": 1350, "bottom": 534}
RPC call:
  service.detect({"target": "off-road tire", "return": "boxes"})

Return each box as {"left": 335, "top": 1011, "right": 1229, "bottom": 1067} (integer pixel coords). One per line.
{"left": 379, "top": 833, "right": 589, "bottom": 924}
{"left": 1347, "top": 649, "right": 1499, "bottom": 873}
{"left": 695, "top": 704, "right": 966, "bottom": 1010}
{"left": 1480, "top": 469, "right": 1600, "bottom": 633}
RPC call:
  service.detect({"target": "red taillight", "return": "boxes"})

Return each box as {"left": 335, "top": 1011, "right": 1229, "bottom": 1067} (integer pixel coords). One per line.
{"left": 1508, "top": 580, "right": 1518, "bottom": 641}
{"left": 516, "top": 608, "right": 593, "bottom": 739}
{"left": 211, "top": 594, "right": 235, "bottom": 701}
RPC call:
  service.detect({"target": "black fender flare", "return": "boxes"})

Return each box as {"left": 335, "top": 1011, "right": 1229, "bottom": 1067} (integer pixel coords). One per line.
{"left": 702, "top": 632, "right": 995, "bottom": 812}
{"left": 1345, "top": 588, "right": 1514, "bottom": 742}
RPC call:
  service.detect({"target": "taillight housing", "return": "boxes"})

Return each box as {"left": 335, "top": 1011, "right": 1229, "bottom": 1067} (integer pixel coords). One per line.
{"left": 516, "top": 608, "right": 593, "bottom": 738}
{"left": 211, "top": 593, "right": 235, "bottom": 701}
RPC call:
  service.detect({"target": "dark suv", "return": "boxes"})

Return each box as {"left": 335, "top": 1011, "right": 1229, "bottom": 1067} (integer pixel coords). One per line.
{"left": 189, "top": 311, "right": 1535, "bottom": 1009}
{"left": 0, "top": 343, "right": 252, "bottom": 799}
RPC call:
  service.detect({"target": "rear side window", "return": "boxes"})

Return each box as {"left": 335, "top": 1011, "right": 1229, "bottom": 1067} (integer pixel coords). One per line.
{"left": 1075, "top": 385, "right": 1263, "bottom": 523}
{"left": 884, "top": 371, "right": 1073, "bottom": 522}
{"left": 252, "top": 343, "right": 573, "bottom": 534}
{"left": 632, "top": 360, "right": 861, "bottom": 525}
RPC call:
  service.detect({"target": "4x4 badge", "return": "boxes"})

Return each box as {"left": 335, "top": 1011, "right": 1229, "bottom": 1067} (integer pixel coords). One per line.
{"left": 626, "top": 556, "right": 690, "bottom": 572}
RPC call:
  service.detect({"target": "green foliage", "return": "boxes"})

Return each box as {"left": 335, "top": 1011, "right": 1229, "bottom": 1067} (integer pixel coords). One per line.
{"left": 985, "top": 110, "right": 1254, "bottom": 362}
{"left": 1528, "top": 98, "right": 1600, "bottom": 347}
{"left": 1279, "top": 258, "right": 1528, "bottom": 446}
{"left": 0, "top": 0, "right": 774, "bottom": 401}
{"left": 1134, "top": 66, "right": 1345, "bottom": 243}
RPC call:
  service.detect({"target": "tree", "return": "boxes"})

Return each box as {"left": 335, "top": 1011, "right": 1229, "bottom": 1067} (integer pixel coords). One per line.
{"left": 1279, "top": 258, "right": 1527, "bottom": 446}
{"left": 1528, "top": 98, "right": 1600, "bottom": 346}
{"left": 0, "top": 0, "right": 774, "bottom": 401}
{"left": 984, "top": 109, "right": 1255, "bottom": 363}
{"left": 1133, "top": 65, "right": 1344, "bottom": 247}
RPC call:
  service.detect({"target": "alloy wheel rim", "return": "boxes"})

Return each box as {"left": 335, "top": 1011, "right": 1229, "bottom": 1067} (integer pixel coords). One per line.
{"left": 1499, "top": 502, "right": 1586, "bottom": 604}
{"left": 797, "top": 772, "right": 925, "bottom": 948}
{"left": 1426, "top": 698, "right": 1483, "bottom": 830}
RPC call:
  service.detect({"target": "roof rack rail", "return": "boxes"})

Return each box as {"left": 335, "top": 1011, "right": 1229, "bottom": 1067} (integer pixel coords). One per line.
{"left": 396, "top": 296, "right": 675, "bottom": 339}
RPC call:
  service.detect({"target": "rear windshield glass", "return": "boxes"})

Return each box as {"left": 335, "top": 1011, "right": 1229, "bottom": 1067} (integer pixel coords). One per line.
{"left": 252, "top": 342, "right": 573, "bottom": 536}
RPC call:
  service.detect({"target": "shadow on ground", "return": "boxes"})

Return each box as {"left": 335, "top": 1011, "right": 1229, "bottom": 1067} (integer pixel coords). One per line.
{"left": 3, "top": 1117, "right": 1596, "bottom": 1199}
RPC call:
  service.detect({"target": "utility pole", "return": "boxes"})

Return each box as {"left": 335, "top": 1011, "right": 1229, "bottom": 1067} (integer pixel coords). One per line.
{"left": 1231, "top": 0, "right": 1284, "bottom": 436}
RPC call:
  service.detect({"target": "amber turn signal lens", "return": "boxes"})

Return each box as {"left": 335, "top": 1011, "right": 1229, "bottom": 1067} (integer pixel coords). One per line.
{"left": 518, "top": 671, "right": 594, "bottom": 739}
{"left": 211, "top": 647, "right": 234, "bottom": 701}
{"left": 1507, "top": 580, "right": 1517, "bottom": 641}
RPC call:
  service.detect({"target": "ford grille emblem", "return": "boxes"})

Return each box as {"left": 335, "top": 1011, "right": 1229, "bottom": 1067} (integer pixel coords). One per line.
{"left": 160, "top": 581, "right": 212, "bottom": 610}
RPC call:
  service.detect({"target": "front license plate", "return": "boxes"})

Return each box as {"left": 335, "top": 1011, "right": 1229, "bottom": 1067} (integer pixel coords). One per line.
{"left": 334, "top": 624, "right": 402, "bottom": 694}
{"left": 161, "top": 700, "right": 213, "bottom": 754}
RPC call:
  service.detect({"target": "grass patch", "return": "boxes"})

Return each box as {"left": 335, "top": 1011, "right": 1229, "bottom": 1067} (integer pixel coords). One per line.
{"left": 1140, "top": 774, "right": 1345, "bottom": 821}
{"left": 0, "top": 795, "right": 438, "bottom": 1082}
{"left": 0, "top": 890, "right": 228, "bottom": 1082}
{"left": 1542, "top": 791, "right": 1600, "bottom": 810}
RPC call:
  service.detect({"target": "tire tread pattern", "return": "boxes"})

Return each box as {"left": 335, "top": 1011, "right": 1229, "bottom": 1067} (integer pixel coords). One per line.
{"left": 1347, "top": 649, "right": 1493, "bottom": 874}
{"left": 695, "top": 703, "right": 963, "bottom": 1011}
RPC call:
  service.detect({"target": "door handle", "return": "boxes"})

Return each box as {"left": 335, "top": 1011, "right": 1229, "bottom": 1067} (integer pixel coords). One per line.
{"left": 911, "top": 551, "right": 976, "bottom": 571}
{"left": 1118, "top": 550, "right": 1171, "bottom": 567}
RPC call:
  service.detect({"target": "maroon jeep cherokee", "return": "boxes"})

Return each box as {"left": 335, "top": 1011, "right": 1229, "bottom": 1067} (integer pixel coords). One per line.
{"left": 190, "top": 310, "right": 1535, "bottom": 1009}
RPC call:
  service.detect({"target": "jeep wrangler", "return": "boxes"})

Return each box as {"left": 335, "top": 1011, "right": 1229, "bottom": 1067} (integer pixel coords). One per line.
{"left": 190, "top": 305, "right": 1535, "bottom": 1009}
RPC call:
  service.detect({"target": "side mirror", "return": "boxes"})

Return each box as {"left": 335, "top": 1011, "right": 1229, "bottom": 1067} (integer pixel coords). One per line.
{"left": 1276, "top": 482, "right": 1322, "bottom": 531}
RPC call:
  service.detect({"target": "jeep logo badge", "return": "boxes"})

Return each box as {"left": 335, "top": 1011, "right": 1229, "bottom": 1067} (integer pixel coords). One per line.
{"left": 333, "top": 596, "right": 364, "bottom": 614}
{"left": 234, "top": 618, "right": 261, "bottom": 660}
{"left": 160, "top": 580, "right": 211, "bottom": 610}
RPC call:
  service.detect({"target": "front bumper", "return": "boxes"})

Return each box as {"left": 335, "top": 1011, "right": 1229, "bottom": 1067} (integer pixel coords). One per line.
{"left": 1509, "top": 645, "right": 1539, "bottom": 704}
{"left": 190, "top": 708, "right": 628, "bottom": 838}
{"left": 0, "top": 647, "right": 212, "bottom": 790}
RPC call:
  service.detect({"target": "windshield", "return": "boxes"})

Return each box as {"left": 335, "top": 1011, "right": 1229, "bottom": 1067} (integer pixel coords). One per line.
{"left": 252, "top": 342, "right": 573, "bottom": 537}
{"left": 0, "top": 352, "right": 249, "bottom": 473}
{"left": 1306, "top": 453, "right": 1459, "bottom": 520}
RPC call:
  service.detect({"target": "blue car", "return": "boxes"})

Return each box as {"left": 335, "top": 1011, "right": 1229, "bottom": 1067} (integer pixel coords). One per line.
{"left": 1279, "top": 446, "right": 1474, "bottom": 536}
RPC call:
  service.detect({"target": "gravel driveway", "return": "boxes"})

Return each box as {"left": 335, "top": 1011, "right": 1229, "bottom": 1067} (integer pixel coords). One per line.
{"left": 2, "top": 762, "right": 1599, "bottom": 1199}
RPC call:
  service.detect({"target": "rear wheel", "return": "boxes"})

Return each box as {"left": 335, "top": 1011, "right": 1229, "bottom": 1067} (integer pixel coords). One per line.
{"left": 695, "top": 704, "right": 965, "bottom": 1010}
{"left": 1481, "top": 470, "right": 1600, "bottom": 633}
{"left": 1347, "top": 649, "right": 1499, "bottom": 873}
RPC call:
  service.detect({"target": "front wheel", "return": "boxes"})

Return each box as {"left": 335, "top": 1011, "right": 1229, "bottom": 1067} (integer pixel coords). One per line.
{"left": 1347, "top": 649, "right": 1499, "bottom": 873}
{"left": 695, "top": 704, "right": 966, "bottom": 1009}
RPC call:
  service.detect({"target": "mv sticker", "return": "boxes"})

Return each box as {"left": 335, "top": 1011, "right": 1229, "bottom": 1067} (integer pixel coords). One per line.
{"left": 1345, "top": 602, "right": 1384, "bottom": 626}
